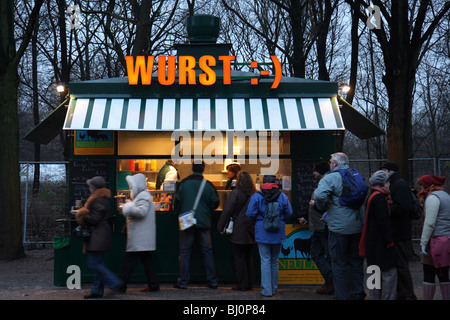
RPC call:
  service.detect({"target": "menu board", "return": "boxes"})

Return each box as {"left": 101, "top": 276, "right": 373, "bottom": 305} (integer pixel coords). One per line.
{"left": 71, "top": 160, "right": 111, "bottom": 206}
{"left": 292, "top": 160, "right": 316, "bottom": 217}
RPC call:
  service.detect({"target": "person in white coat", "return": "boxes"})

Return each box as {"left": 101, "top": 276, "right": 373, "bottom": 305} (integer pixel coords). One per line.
{"left": 118, "top": 173, "right": 159, "bottom": 293}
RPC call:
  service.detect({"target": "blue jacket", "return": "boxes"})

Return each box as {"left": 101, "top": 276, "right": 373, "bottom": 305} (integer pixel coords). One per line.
{"left": 313, "top": 164, "right": 365, "bottom": 235}
{"left": 246, "top": 189, "right": 293, "bottom": 244}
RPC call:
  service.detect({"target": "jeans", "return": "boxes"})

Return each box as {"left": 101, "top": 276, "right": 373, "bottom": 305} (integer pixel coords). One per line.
{"left": 87, "top": 251, "right": 122, "bottom": 296}
{"left": 257, "top": 243, "right": 281, "bottom": 296}
{"left": 310, "top": 230, "right": 333, "bottom": 285}
{"left": 178, "top": 228, "right": 217, "bottom": 287}
{"left": 328, "top": 231, "right": 365, "bottom": 300}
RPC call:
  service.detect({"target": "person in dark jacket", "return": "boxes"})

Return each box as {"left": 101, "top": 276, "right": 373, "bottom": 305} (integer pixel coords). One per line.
{"left": 298, "top": 161, "right": 333, "bottom": 295}
{"left": 360, "top": 170, "right": 398, "bottom": 300}
{"left": 218, "top": 171, "right": 256, "bottom": 291}
{"left": 173, "top": 161, "right": 220, "bottom": 289}
{"left": 246, "top": 174, "right": 293, "bottom": 297}
{"left": 74, "top": 176, "right": 122, "bottom": 299}
{"left": 380, "top": 161, "right": 417, "bottom": 300}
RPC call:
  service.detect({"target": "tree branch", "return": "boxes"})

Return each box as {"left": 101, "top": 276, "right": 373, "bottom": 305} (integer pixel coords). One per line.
{"left": 13, "top": 0, "right": 44, "bottom": 66}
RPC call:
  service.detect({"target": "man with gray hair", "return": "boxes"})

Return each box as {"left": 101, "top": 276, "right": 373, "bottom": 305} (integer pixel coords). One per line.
{"left": 314, "top": 152, "right": 366, "bottom": 300}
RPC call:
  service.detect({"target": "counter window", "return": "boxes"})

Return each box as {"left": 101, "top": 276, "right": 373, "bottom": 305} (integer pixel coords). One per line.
{"left": 117, "top": 158, "right": 292, "bottom": 211}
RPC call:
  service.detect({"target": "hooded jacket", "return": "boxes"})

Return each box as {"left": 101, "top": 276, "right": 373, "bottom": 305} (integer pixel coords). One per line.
{"left": 122, "top": 173, "right": 156, "bottom": 251}
{"left": 246, "top": 183, "right": 292, "bottom": 244}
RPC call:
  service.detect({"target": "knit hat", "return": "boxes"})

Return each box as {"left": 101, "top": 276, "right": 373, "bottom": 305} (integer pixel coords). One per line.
{"left": 369, "top": 170, "right": 390, "bottom": 186}
{"left": 419, "top": 174, "right": 446, "bottom": 189}
{"left": 380, "top": 161, "right": 399, "bottom": 172}
{"left": 263, "top": 175, "right": 276, "bottom": 184}
{"left": 313, "top": 161, "right": 330, "bottom": 175}
{"left": 87, "top": 176, "right": 106, "bottom": 190}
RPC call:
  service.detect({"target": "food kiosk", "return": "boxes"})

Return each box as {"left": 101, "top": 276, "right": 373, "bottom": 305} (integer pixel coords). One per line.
{"left": 25, "top": 15, "right": 383, "bottom": 286}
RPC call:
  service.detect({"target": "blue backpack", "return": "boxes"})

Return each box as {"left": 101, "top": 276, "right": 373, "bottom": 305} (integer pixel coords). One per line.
{"left": 336, "top": 168, "right": 368, "bottom": 209}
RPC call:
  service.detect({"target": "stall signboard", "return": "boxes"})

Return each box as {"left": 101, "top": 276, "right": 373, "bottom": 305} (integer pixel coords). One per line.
{"left": 126, "top": 55, "right": 282, "bottom": 88}
{"left": 74, "top": 130, "right": 114, "bottom": 155}
{"left": 278, "top": 224, "right": 324, "bottom": 284}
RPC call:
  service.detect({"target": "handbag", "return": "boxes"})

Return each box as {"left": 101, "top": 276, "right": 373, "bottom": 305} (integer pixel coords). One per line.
{"left": 429, "top": 235, "right": 450, "bottom": 268}
{"left": 223, "top": 217, "right": 234, "bottom": 235}
{"left": 178, "top": 179, "right": 207, "bottom": 231}
{"left": 72, "top": 225, "right": 92, "bottom": 242}
{"left": 223, "top": 195, "right": 251, "bottom": 236}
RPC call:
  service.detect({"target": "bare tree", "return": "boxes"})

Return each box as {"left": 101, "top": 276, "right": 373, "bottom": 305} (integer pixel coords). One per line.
{"left": 344, "top": 0, "right": 450, "bottom": 180}
{"left": 221, "top": 0, "right": 315, "bottom": 77}
{"left": 0, "top": 0, "right": 44, "bottom": 260}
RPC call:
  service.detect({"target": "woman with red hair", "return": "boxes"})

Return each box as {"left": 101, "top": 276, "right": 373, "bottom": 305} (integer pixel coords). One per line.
{"left": 417, "top": 174, "right": 450, "bottom": 300}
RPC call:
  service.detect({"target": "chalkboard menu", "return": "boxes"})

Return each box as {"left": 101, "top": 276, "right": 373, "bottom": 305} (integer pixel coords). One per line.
{"left": 71, "top": 160, "right": 111, "bottom": 206}
{"left": 292, "top": 160, "right": 316, "bottom": 218}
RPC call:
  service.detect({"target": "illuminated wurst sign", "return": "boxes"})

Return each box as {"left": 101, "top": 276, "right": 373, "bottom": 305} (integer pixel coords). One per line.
{"left": 126, "top": 55, "right": 281, "bottom": 89}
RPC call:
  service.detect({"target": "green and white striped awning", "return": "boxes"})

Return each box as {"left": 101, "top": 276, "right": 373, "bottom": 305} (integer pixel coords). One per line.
{"left": 63, "top": 97, "right": 344, "bottom": 131}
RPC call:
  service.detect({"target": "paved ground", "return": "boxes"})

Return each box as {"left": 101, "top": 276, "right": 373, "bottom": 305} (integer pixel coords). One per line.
{"left": 0, "top": 242, "right": 443, "bottom": 301}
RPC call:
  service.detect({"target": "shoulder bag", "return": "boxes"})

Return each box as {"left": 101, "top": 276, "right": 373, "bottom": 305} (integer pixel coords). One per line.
{"left": 178, "top": 179, "right": 207, "bottom": 231}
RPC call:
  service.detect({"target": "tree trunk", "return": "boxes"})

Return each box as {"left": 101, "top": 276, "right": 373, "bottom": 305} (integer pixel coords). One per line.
{"left": 287, "top": 1, "right": 307, "bottom": 78}
{"left": 32, "top": 14, "right": 41, "bottom": 195}
{"left": 0, "top": 66, "right": 25, "bottom": 260}
{"left": 132, "top": 0, "right": 153, "bottom": 56}
{"left": 383, "top": 70, "right": 414, "bottom": 182}
{"left": 0, "top": 0, "right": 43, "bottom": 260}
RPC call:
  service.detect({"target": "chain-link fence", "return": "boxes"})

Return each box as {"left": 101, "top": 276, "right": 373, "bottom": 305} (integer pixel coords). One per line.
{"left": 20, "top": 162, "right": 69, "bottom": 248}
{"left": 19, "top": 159, "right": 449, "bottom": 245}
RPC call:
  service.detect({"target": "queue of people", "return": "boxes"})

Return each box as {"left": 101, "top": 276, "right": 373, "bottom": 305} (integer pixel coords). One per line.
{"left": 72, "top": 155, "right": 449, "bottom": 300}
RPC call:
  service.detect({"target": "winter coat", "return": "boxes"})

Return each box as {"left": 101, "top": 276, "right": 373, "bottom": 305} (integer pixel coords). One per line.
{"left": 313, "top": 164, "right": 365, "bottom": 235}
{"left": 364, "top": 190, "right": 398, "bottom": 268}
{"left": 121, "top": 173, "right": 156, "bottom": 252}
{"left": 217, "top": 188, "right": 254, "bottom": 244}
{"left": 246, "top": 186, "right": 293, "bottom": 244}
{"left": 76, "top": 188, "right": 112, "bottom": 252}
{"left": 174, "top": 172, "right": 220, "bottom": 229}
{"left": 388, "top": 172, "right": 412, "bottom": 242}
{"left": 307, "top": 180, "right": 327, "bottom": 232}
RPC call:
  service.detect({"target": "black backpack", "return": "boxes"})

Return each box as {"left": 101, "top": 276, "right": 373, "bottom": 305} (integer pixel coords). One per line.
{"left": 409, "top": 188, "right": 423, "bottom": 220}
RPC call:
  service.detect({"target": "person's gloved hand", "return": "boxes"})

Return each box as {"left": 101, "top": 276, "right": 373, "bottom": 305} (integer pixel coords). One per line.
{"left": 420, "top": 244, "right": 428, "bottom": 256}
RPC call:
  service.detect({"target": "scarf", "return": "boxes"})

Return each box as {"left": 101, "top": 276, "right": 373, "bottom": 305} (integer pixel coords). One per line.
{"left": 371, "top": 185, "right": 393, "bottom": 211}
{"left": 418, "top": 185, "right": 445, "bottom": 204}
{"left": 359, "top": 186, "right": 392, "bottom": 257}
